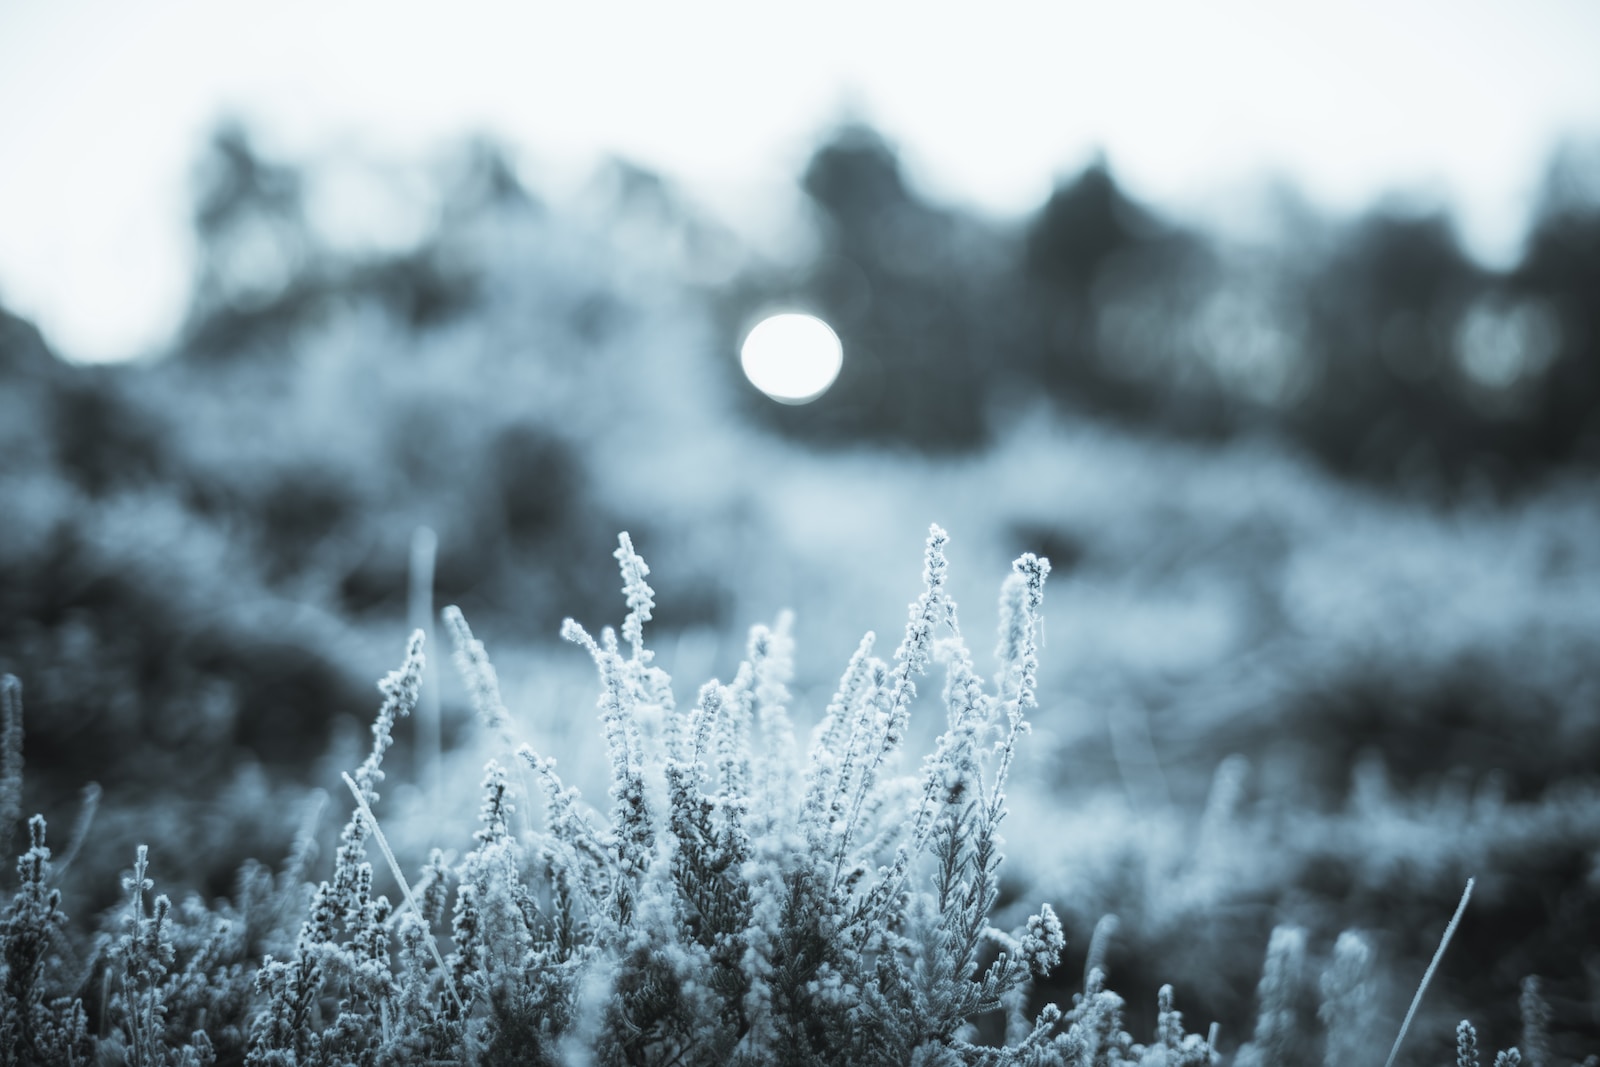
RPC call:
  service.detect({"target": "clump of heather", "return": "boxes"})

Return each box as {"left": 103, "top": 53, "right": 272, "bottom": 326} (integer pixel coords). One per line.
{"left": 3, "top": 528, "right": 1586, "bottom": 1065}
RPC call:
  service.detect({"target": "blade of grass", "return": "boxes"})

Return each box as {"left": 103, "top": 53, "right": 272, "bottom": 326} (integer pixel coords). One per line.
{"left": 341, "top": 771, "right": 466, "bottom": 1019}
{"left": 1385, "top": 878, "right": 1475, "bottom": 1067}
{"left": 51, "top": 782, "right": 101, "bottom": 879}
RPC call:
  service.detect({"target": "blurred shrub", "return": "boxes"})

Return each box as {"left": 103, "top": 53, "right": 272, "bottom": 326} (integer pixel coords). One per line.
{"left": 0, "top": 123, "right": 680, "bottom": 905}
{"left": 0, "top": 532, "right": 1193, "bottom": 1063}
{"left": 5, "top": 532, "right": 1588, "bottom": 1063}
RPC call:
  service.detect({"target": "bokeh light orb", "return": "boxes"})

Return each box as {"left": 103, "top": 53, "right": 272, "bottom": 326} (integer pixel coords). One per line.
{"left": 740, "top": 313, "right": 843, "bottom": 404}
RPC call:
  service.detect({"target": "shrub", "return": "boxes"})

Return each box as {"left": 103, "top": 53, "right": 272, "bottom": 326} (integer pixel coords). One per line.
{"left": 8, "top": 526, "right": 1579, "bottom": 1064}
{"left": 0, "top": 526, "right": 1224, "bottom": 1065}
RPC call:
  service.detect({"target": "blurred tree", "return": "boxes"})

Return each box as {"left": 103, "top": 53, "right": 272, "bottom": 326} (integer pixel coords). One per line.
{"left": 1281, "top": 144, "right": 1600, "bottom": 495}
{"left": 1022, "top": 159, "right": 1236, "bottom": 436}
{"left": 442, "top": 135, "right": 541, "bottom": 220}
{"left": 181, "top": 122, "right": 480, "bottom": 359}
{"left": 183, "top": 121, "right": 315, "bottom": 352}
{"left": 732, "top": 123, "right": 1023, "bottom": 450}
{"left": 1293, "top": 208, "right": 1486, "bottom": 489}
{"left": 1509, "top": 149, "right": 1600, "bottom": 472}
{"left": 1025, "top": 156, "right": 1155, "bottom": 293}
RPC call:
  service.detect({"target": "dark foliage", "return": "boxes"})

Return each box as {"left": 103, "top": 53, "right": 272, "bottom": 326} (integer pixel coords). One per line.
{"left": 725, "top": 124, "right": 1600, "bottom": 498}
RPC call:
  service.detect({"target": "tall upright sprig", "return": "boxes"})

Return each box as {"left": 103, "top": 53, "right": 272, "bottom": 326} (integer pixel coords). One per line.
{"left": 852, "top": 529, "right": 990, "bottom": 939}
{"left": 948, "top": 553, "right": 1051, "bottom": 982}
{"left": 246, "top": 630, "right": 425, "bottom": 1067}
{"left": 832, "top": 525, "right": 953, "bottom": 894}
{"left": 615, "top": 531, "right": 655, "bottom": 663}
{"left": 443, "top": 607, "right": 514, "bottom": 747}
{"left": 112, "top": 845, "right": 174, "bottom": 1067}
{"left": 560, "top": 533, "right": 665, "bottom": 926}
{"left": 3, "top": 815, "right": 91, "bottom": 1065}
{"left": 336, "top": 629, "right": 426, "bottom": 914}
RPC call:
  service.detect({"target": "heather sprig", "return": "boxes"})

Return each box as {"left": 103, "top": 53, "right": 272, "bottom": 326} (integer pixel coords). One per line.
{"left": 1520, "top": 975, "right": 1552, "bottom": 1067}
{"left": 614, "top": 530, "right": 655, "bottom": 662}
{"left": 99, "top": 844, "right": 237, "bottom": 1067}
{"left": 1318, "top": 929, "right": 1378, "bottom": 1067}
{"left": 245, "top": 629, "right": 427, "bottom": 1067}
{"left": 560, "top": 615, "right": 655, "bottom": 922}
{"left": 1460, "top": 1020, "right": 1482, "bottom": 1067}
{"left": 1237, "top": 925, "right": 1310, "bottom": 1067}
{"left": 444, "top": 606, "right": 510, "bottom": 735}
{"left": 2, "top": 815, "right": 91, "bottom": 1066}
{"left": 110, "top": 845, "right": 178, "bottom": 1067}
{"left": 838, "top": 525, "right": 954, "bottom": 864}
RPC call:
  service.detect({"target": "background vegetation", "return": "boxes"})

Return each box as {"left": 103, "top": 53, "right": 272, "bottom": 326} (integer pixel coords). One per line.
{"left": 2, "top": 120, "right": 1598, "bottom": 1062}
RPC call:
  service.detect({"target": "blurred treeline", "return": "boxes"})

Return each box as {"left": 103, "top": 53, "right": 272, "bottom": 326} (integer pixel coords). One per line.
{"left": 737, "top": 125, "right": 1600, "bottom": 496}
{"left": 3, "top": 117, "right": 1598, "bottom": 881}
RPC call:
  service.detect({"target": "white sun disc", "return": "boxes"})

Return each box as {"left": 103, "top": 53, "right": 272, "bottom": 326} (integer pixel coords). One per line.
{"left": 740, "top": 313, "right": 844, "bottom": 404}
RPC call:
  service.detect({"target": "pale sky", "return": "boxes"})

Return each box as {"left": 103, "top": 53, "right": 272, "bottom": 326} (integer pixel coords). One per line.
{"left": 2, "top": 0, "right": 1598, "bottom": 361}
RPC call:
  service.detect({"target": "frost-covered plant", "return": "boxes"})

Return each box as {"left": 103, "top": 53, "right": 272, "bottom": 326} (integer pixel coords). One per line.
{"left": 245, "top": 629, "right": 431, "bottom": 1067}
{"left": 2, "top": 678, "right": 260, "bottom": 1067}
{"left": 104, "top": 844, "right": 226, "bottom": 1067}
{"left": 5, "top": 528, "right": 1594, "bottom": 1064}
{"left": 1, "top": 815, "right": 91, "bottom": 1066}
{"left": 217, "top": 524, "right": 1217, "bottom": 1065}
{"left": 387, "top": 524, "right": 1222, "bottom": 1065}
